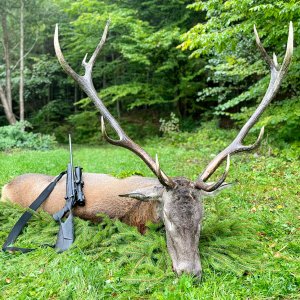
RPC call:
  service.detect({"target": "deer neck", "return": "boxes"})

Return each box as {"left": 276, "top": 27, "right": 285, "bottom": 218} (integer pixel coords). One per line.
{"left": 120, "top": 200, "right": 160, "bottom": 234}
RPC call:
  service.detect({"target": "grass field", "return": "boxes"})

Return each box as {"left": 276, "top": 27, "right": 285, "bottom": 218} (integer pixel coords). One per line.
{"left": 0, "top": 128, "right": 299, "bottom": 299}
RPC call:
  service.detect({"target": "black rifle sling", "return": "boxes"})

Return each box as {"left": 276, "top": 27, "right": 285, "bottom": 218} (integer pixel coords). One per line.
{"left": 2, "top": 171, "right": 66, "bottom": 253}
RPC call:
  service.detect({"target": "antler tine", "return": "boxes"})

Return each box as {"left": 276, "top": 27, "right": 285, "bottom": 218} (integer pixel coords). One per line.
{"left": 238, "top": 126, "right": 265, "bottom": 152}
{"left": 196, "top": 155, "right": 230, "bottom": 192}
{"left": 281, "top": 21, "right": 294, "bottom": 73}
{"left": 253, "top": 24, "right": 274, "bottom": 68}
{"left": 156, "top": 154, "right": 176, "bottom": 188}
{"left": 195, "top": 22, "right": 293, "bottom": 190}
{"left": 87, "top": 19, "right": 110, "bottom": 70}
{"left": 101, "top": 115, "right": 120, "bottom": 145}
{"left": 54, "top": 24, "right": 80, "bottom": 82}
{"left": 55, "top": 22, "right": 175, "bottom": 188}
{"left": 254, "top": 21, "right": 293, "bottom": 73}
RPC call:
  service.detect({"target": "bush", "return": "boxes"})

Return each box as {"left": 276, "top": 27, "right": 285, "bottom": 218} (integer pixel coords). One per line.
{"left": 159, "top": 112, "right": 180, "bottom": 135}
{"left": 0, "top": 121, "right": 56, "bottom": 151}
{"left": 55, "top": 108, "right": 161, "bottom": 144}
{"left": 157, "top": 119, "right": 300, "bottom": 161}
{"left": 54, "top": 111, "right": 102, "bottom": 144}
{"left": 30, "top": 99, "right": 73, "bottom": 134}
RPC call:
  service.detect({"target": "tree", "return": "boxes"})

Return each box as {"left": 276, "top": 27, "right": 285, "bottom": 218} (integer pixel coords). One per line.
{"left": 19, "top": 0, "right": 24, "bottom": 122}
{"left": 0, "top": 0, "right": 68, "bottom": 125}
{"left": 0, "top": 5, "right": 16, "bottom": 124}
{"left": 180, "top": 0, "right": 300, "bottom": 142}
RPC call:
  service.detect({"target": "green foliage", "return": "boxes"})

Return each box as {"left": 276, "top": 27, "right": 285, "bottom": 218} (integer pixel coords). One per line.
{"left": 54, "top": 102, "right": 161, "bottom": 144}
{"left": 0, "top": 122, "right": 56, "bottom": 151}
{"left": 64, "top": 110, "right": 101, "bottom": 144}
{"left": 25, "top": 55, "right": 70, "bottom": 118}
{"left": 180, "top": 0, "right": 300, "bottom": 143}
{"left": 156, "top": 119, "right": 300, "bottom": 164}
{"left": 30, "top": 100, "right": 73, "bottom": 134}
{"left": 233, "top": 97, "right": 300, "bottom": 159}
{"left": 52, "top": 0, "right": 204, "bottom": 120}
{"left": 100, "top": 83, "right": 166, "bottom": 109}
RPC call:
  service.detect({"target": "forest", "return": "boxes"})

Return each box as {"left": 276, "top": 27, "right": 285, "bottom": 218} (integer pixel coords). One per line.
{"left": 0, "top": 1, "right": 300, "bottom": 299}
{"left": 0, "top": 0, "right": 299, "bottom": 151}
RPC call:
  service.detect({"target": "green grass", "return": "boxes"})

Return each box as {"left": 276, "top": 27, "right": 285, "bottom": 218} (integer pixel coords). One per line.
{"left": 0, "top": 128, "right": 299, "bottom": 299}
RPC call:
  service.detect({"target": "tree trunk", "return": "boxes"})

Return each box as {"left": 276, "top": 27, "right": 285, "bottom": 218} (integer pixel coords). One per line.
{"left": 1, "top": 12, "right": 16, "bottom": 124}
{"left": 0, "top": 85, "right": 16, "bottom": 124}
{"left": 19, "top": 0, "right": 25, "bottom": 121}
{"left": 1, "top": 12, "right": 13, "bottom": 112}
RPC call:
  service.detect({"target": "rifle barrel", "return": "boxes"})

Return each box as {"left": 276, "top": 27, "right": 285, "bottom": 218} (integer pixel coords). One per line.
{"left": 69, "top": 134, "right": 73, "bottom": 167}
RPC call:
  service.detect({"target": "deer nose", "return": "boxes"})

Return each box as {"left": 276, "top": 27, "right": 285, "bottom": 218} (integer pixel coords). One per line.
{"left": 174, "top": 263, "right": 202, "bottom": 278}
{"left": 193, "top": 269, "right": 202, "bottom": 278}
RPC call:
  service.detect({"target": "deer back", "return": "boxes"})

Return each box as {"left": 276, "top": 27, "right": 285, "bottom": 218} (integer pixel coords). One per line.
{"left": 1, "top": 173, "right": 160, "bottom": 231}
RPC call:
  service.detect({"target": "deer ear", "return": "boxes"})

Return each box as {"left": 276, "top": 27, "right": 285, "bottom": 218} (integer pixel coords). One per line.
{"left": 119, "top": 185, "right": 164, "bottom": 202}
{"left": 200, "top": 182, "right": 233, "bottom": 197}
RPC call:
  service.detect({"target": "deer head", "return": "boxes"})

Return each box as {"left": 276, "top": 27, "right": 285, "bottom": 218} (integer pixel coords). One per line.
{"left": 54, "top": 21, "right": 293, "bottom": 277}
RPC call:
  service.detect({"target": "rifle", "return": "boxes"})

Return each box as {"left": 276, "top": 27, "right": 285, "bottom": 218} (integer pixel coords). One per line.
{"left": 2, "top": 134, "right": 85, "bottom": 253}
{"left": 53, "top": 134, "right": 85, "bottom": 252}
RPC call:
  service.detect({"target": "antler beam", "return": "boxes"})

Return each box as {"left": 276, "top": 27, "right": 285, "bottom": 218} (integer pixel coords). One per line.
{"left": 54, "top": 21, "right": 175, "bottom": 188}
{"left": 195, "top": 22, "right": 293, "bottom": 190}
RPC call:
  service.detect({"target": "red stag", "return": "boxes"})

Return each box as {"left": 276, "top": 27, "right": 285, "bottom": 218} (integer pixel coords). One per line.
{"left": 2, "top": 21, "right": 293, "bottom": 278}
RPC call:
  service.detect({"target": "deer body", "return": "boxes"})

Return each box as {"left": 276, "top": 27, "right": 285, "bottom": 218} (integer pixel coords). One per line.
{"left": 2, "top": 173, "right": 159, "bottom": 231}
{"left": 2, "top": 173, "right": 205, "bottom": 276}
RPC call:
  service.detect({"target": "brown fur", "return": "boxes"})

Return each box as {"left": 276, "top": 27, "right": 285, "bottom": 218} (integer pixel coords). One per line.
{"left": 1, "top": 173, "right": 160, "bottom": 232}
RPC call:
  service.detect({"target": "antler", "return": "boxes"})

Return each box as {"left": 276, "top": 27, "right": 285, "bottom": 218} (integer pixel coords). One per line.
{"left": 195, "top": 22, "right": 293, "bottom": 191}
{"left": 54, "top": 21, "right": 175, "bottom": 188}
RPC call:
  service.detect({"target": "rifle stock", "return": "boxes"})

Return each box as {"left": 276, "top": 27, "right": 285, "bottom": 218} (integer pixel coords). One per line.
{"left": 55, "top": 213, "right": 74, "bottom": 252}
